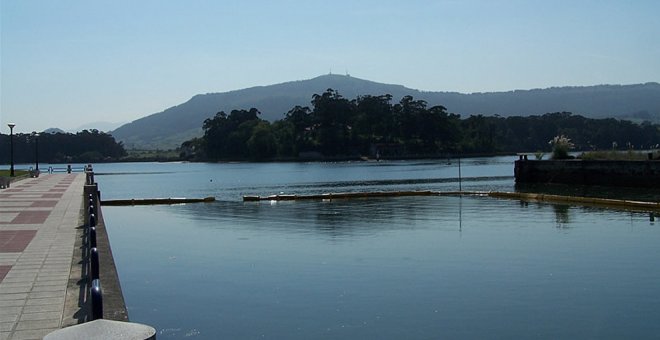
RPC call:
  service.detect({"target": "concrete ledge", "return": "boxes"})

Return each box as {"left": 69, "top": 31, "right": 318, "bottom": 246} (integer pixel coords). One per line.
{"left": 63, "top": 184, "right": 129, "bottom": 326}
{"left": 85, "top": 183, "right": 129, "bottom": 321}
{"left": 44, "top": 319, "right": 156, "bottom": 340}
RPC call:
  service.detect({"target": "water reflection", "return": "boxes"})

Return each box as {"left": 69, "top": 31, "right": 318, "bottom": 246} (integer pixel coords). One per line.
{"left": 93, "top": 157, "right": 516, "bottom": 201}
{"left": 553, "top": 204, "right": 571, "bottom": 228}
{"left": 515, "top": 182, "right": 660, "bottom": 202}
{"left": 170, "top": 196, "right": 465, "bottom": 239}
{"left": 104, "top": 194, "right": 660, "bottom": 339}
{"left": 99, "top": 159, "right": 660, "bottom": 339}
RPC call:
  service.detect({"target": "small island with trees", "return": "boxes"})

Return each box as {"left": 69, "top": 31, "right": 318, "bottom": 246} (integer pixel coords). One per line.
{"left": 179, "top": 89, "right": 660, "bottom": 163}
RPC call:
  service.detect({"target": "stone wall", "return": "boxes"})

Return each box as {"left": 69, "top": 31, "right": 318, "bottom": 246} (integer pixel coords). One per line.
{"left": 514, "top": 160, "right": 660, "bottom": 188}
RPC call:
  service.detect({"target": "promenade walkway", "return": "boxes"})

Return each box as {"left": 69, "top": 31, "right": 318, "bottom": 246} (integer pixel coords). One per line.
{"left": 0, "top": 174, "right": 84, "bottom": 340}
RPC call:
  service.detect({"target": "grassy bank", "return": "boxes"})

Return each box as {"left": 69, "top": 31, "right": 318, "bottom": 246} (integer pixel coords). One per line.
{"left": 0, "top": 170, "right": 28, "bottom": 177}
{"left": 580, "top": 150, "right": 659, "bottom": 160}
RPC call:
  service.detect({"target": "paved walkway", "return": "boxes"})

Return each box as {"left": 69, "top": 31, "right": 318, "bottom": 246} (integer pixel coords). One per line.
{"left": 0, "top": 174, "right": 84, "bottom": 340}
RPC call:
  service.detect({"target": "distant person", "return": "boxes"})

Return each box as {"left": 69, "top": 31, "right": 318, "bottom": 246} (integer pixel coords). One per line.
{"left": 67, "top": 164, "right": 72, "bottom": 173}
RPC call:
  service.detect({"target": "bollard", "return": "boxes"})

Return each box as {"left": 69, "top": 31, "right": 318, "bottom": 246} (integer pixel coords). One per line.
{"left": 89, "top": 213, "right": 96, "bottom": 228}
{"left": 90, "top": 247, "right": 100, "bottom": 281}
{"left": 44, "top": 319, "right": 157, "bottom": 340}
{"left": 90, "top": 227, "right": 97, "bottom": 248}
{"left": 91, "top": 279, "right": 103, "bottom": 320}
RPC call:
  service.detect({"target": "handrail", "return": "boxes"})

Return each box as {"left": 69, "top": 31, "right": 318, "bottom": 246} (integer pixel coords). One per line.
{"left": 85, "top": 166, "right": 105, "bottom": 321}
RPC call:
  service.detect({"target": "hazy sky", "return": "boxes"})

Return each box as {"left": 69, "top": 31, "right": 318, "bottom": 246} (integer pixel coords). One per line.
{"left": 2, "top": 0, "right": 659, "bottom": 133}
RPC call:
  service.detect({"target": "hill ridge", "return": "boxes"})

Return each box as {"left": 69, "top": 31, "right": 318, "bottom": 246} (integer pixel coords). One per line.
{"left": 110, "top": 74, "right": 660, "bottom": 149}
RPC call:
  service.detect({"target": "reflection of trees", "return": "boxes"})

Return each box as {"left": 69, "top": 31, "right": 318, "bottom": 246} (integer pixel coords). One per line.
{"left": 552, "top": 205, "right": 570, "bottom": 228}
{"left": 176, "top": 197, "right": 461, "bottom": 239}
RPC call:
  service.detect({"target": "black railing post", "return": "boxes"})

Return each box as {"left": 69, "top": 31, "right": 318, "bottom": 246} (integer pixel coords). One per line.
{"left": 90, "top": 247, "right": 99, "bottom": 281}
{"left": 86, "top": 172, "right": 95, "bottom": 185}
{"left": 91, "top": 279, "right": 103, "bottom": 320}
{"left": 90, "top": 227, "right": 97, "bottom": 249}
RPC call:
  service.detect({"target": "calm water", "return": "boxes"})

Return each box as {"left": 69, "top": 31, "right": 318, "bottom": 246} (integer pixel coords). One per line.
{"left": 94, "top": 158, "right": 660, "bottom": 339}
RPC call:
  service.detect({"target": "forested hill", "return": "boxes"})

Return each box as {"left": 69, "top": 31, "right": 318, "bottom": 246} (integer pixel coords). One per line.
{"left": 110, "top": 74, "right": 660, "bottom": 149}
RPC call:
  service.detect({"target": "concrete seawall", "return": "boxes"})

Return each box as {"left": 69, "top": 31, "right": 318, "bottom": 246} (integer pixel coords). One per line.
{"left": 70, "top": 183, "right": 128, "bottom": 322}
{"left": 514, "top": 159, "right": 660, "bottom": 187}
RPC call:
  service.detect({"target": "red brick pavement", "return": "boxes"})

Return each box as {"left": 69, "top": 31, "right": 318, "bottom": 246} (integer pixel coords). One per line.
{"left": 0, "top": 173, "right": 84, "bottom": 338}
{"left": 0, "top": 230, "right": 38, "bottom": 252}
{"left": 0, "top": 211, "right": 51, "bottom": 225}
{"left": 0, "top": 265, "right": 10, "bottom": 282}
{"left": 30, "top": 200, "right": 58, "bottom": 208}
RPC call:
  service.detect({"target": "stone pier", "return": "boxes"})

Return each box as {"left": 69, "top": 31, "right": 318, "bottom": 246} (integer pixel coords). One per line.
{"left": 0, "top": 173, "right": 133, "bottom": 339}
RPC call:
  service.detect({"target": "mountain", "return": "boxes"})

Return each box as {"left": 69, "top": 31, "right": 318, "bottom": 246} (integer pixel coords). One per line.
{"left": 44, "top": 128, "right": 66, "bottom": 134}
{"left": 110, "top": 74, "right": 660, "bottom": 149}
{"left": 71, "top": 121, "right": 126, "bottom": 133}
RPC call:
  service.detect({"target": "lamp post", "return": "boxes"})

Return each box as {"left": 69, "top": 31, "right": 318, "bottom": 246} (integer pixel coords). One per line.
{"left": 32, "top": 131, "right": 40, "bottom": 172}
{"left": 8, "top": 123, "right": 16, "bottom": 177}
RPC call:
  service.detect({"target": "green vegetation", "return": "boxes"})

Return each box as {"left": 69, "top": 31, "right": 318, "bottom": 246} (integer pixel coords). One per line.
{"left": 181, "top": 89, "right": 660, "bottom": 161}
{"left": 122, "top": 149, "right": 181, "bottom": 162}
{"left": 0, "top": 170, "right": 28, "bottom": 177}
{"left": 549, "top": 135, "right": 575, "bottom": 159}
{"left": 580, "top": 150, "right": 658, "bottom": 160}
{"left": 0, "top": 130, "right": 126, "bottom": 164}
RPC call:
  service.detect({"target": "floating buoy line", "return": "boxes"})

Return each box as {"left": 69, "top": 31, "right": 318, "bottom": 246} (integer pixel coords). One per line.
{"left": 243, "top": 190, "right": 660, "bottom": 212}
{"left": 101, "top": 197, "right": 216, "bottom": 206}
{"left": 97, "top": 191, "right": 659, "bottom": 213}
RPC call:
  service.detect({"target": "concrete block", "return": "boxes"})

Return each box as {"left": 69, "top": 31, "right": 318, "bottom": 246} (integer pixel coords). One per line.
{"left": 44, "top": 319, "right": 156, "bottom": 340}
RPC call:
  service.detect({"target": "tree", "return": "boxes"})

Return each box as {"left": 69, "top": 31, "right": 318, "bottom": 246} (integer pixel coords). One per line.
{"left": 179, "top": 92, "right": 660, "bottom": 161}
{"left": 201, "top": 108, "right": 265, "bottom": 160}
{"left": 247, "top": 121, "right": 277, "bottom": 159}
{"left": 310, "top": 89, "right": 354, "bottom": 155}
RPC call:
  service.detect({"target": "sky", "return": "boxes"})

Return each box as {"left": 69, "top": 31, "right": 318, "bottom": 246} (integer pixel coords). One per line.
{"left": 1, "top": 0, "right": 659, "bottom": 133}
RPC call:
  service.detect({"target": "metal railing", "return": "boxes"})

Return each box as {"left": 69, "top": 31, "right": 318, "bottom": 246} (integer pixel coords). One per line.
{"left": 85, "top": 166, "right": 104, "bottom": 321}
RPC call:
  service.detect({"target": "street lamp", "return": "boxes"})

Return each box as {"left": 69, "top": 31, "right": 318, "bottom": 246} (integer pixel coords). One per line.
{"left": 32, "top": 131, "right": 40, "bottom": 173}
{"left": 7, "top": 123, "right": 15, "bottom": 177}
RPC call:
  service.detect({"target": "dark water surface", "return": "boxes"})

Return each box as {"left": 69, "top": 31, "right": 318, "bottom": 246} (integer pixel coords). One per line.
{"left": 96, "top": 158, "right": 660, "bottom": 339}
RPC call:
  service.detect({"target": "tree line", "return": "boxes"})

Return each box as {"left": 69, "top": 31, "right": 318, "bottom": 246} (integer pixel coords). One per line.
{"left": 0, "top": 130, "right": 126, "bottom": 164}
{"left": 180, "top": 89, "right": 660, "bottom": 161}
